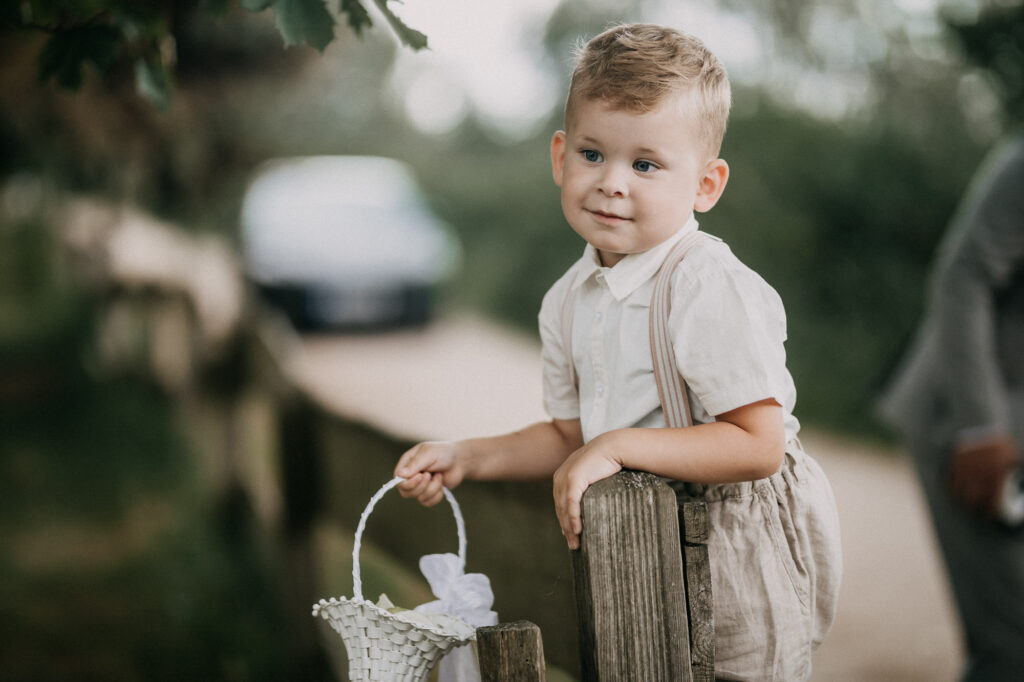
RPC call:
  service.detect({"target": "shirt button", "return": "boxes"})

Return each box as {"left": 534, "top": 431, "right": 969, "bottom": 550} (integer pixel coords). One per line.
{"left": 595, "top": 312, "right": 603, "bottom": 321}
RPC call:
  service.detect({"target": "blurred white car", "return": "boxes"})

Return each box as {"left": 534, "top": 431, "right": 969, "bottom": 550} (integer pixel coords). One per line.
{"left": 240, "top": 155, "right": 460, "bottom": 329}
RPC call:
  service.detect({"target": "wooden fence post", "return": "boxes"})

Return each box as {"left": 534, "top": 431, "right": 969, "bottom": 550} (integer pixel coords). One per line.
{"left": 680, "top": 499, "right": 714, "bottom": 682}
{"left": 571, "top": 471, "right": 693, "bottom": 681}
{"left": 477, "top": 621, "right": 546, "bottom": 682}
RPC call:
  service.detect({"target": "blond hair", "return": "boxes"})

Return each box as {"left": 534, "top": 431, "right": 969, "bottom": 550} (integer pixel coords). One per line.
{"left": 564, "top": 23, "right": 732, "bottom": 157}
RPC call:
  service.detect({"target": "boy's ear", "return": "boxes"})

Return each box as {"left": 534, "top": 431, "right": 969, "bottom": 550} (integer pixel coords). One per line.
{"left": 694, "top": 158, "right": 729, "bottom": 213}
{"left": 550, "top": 131, "right": 567, "bottom": 187}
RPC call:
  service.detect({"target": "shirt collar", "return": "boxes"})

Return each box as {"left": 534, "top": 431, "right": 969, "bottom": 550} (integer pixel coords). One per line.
{"left": 572, "top": 216, "right": 700, "bottom": 301}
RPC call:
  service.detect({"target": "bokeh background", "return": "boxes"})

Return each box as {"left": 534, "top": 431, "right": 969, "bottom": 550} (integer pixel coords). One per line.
{"left": 2, "top": 0, "right": 1022, "bottom": 680}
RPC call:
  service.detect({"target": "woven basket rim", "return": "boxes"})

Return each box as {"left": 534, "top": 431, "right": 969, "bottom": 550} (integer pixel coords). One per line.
{"left": 313, "top": 595, "right": 476, "bottom": 643}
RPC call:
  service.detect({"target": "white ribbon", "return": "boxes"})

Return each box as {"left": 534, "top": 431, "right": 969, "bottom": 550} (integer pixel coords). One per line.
{"left": 415, "top": 553, "right": 498, "bottom": 682}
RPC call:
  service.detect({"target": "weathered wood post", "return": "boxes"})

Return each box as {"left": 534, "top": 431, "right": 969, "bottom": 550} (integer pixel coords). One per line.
{"left": 477, "top": 621, "right": 546, "bottom": 681}
{"left": 680, "top": 499, "right": 714, "bottom": 682}
{"left": 571, "top": 471, "right": 693, "bottom": 681}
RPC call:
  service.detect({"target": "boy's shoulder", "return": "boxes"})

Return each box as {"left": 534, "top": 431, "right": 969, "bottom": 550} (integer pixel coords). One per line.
{"left": 678, "top": 232, "right": 742, "bottom": 276}
{"left": 675, "top": 232, "right": 779, "bottom": 296}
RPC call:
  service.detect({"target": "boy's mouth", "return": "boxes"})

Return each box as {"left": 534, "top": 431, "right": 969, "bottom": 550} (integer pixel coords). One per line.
{"left": 587, "top": 208, "right": 631, "bottom": 223}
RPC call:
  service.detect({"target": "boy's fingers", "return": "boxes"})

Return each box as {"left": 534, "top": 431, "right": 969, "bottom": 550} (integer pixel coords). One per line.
{"left": 566, "top": 496, "right": 581, "bottom": 548}
{"left": 396, "top": 472, "right": 428, "bottom": 498}
{"left": 554, "top": 493, "right": 581, "bottom": 550}
{"left": 396, "top": 444, "right": 429, "bottom": 478}
{"left": 569, "top": 497, "right": 582, "bottom": 535}
{"left": 397, "top": 472, "right": 446, "bottom": 506}
{"left": 560, "top": 516, "right": 580, "bottom": 550}
{"left": 422, "top": 488, "right": 445, "bottom": 508}
{"left": 397, "top": 447, "right": 448, "bottom": 486}
{"left": 395, "top": 450, "right": 415, "bottom": 479}
{"left": 420, "top": 474, "right": 445, "bottom": 506}
{"left": 560, "top": 486, "right": 585, "bottom": 550}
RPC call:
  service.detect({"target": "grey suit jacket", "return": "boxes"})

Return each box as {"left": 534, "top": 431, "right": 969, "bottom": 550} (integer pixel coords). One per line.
{"left": 881, "top": 135, "right": 1024, "bottom": 454}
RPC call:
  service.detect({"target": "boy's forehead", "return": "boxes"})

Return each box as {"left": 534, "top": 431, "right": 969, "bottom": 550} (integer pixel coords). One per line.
{"left": 570, "top": 84, "right": 699, "bottom": 118}
{"left": 568, "top": 92, "right": 701, "bottom": 135}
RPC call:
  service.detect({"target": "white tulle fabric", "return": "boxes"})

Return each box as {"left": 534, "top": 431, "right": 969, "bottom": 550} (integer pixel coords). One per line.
{"left": 415, "top": 553, "right": 498, "bottom": 682}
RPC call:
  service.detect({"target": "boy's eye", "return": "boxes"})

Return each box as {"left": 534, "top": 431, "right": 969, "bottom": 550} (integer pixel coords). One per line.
{"left": 582, "top": 149, "right": 603, "bottom": 163}
{"left": 633, "top": 160, "right": 657, "bottom": 173}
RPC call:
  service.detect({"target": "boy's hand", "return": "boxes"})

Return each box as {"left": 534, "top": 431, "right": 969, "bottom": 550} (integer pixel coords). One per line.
{"left": 395, "top": 441, "right": 469, "bottom": 507}
{"left": 552, "top": 433, "right": 624, "bottom": 550}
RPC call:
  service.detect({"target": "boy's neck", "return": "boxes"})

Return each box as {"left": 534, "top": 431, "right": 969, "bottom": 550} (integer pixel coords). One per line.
{"left": 595, "top": 215, "right": 699, "bottom": 269}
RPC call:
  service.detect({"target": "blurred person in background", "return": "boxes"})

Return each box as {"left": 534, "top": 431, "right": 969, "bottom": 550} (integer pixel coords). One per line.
{"left": 880, "top": 132, "right": 1024, "bottom": 681}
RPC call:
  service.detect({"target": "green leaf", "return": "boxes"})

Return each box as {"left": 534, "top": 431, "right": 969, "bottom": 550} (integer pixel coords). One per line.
{"left": 38, "top": 25, "right": 121, "bottom": 90}
{"left": 340, "top": 0, "right": 374, "bottom": 36}
{"left": 371, "top": 0, "right": 428, "bottom": 50}
{"left": 134, "top": 56, "right": 171, "bottom": 110}
{"left": 241, "top": 0, "right": 275, "bottom": 11}
{"left": 272, "top": 0, "right": 335, "bottom": 52}
{"left": 200, "top": 0, "right": 232, "bottom": 14}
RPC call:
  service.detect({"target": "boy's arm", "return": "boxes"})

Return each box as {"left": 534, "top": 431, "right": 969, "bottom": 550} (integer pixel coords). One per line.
{"left": 395, "top": 418, "right": 583, "bottom": 506}
{"left": 553, "top": 398, "right": 784, "bottom": 549}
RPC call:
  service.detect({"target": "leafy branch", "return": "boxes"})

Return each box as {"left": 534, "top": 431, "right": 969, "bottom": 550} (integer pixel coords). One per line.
{"left": 3, "top": 0, "right": 428, "bottom": 108}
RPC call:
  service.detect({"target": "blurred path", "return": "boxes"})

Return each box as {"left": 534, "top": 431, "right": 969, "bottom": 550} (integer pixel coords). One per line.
{"left": 801, "top": 430, "right": 963, "bottom": 681}
{"left": 292, "top": 314, "right": 964, "bottom": 681}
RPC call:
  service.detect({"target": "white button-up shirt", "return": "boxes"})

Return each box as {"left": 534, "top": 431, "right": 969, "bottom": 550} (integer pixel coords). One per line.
{"left": 539, "top": 218, "right": 800, "bottom": 444}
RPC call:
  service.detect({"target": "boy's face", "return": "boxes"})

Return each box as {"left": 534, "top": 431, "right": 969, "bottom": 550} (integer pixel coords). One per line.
{"left": 551, "top": 94, "right": 728, "bottom": 267}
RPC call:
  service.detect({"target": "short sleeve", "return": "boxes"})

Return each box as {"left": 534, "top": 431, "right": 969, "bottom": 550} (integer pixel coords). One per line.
{"left": 668, "top": 262, "right": 792, "bottom": 417}
{"left": 539, "top": 268, "right": 582, "bottom": 420}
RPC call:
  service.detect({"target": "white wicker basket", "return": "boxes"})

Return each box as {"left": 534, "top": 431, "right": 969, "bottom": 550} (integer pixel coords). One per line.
{"left": 312, "top": 477, "right": 475, "bottom": 681}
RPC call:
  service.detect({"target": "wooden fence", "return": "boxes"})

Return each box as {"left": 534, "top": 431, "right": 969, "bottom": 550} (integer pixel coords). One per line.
{"left": 475, "top": 472, "right": 714, "bottom": 682}
{"left": 59, "top": 198, "right": 714, "bottom": 681}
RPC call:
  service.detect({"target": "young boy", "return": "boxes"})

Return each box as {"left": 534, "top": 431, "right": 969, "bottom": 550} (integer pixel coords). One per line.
{"left": 395, "top": 23, "right": 841, "bottom": 681}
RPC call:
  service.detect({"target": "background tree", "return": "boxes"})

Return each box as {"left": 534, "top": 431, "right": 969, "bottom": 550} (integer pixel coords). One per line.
{"left": 0, "top": 0, "right": 423, "bottom": 226}
{"left": 3, "top": 0, "right": 426, "bottom": 104}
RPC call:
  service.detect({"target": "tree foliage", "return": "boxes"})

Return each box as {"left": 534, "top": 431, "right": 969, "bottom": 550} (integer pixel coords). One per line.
{"left": 1, "top": 0, "right": 425, "bottom": 109}
{"left": 945, "top": 2, "right": 1024, "bottom": 123}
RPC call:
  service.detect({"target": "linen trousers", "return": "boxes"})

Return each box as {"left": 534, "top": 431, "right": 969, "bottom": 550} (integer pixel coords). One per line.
{"left": 677, "top": 443, "right": 842, "bottom": 682}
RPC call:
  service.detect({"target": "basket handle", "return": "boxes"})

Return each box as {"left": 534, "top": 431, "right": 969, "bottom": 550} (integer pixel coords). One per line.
{"left": 352, "top": 477, "right": 467, "bottom": 601}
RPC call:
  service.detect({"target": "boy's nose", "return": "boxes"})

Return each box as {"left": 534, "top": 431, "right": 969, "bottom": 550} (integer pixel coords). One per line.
{"left": 597, "top": 164, "right": 629, "bottom": 197}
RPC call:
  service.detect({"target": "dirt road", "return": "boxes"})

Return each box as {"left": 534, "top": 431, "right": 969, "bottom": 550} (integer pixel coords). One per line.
{"left": 294, "top": 314, "right": 964, "bottom": 681}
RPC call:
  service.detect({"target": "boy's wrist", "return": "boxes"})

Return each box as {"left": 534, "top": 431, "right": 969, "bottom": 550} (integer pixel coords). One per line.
{"left": 456, "top": 438, "right": 481, "bottom": 481}
{"left": 595, "top": 429, "right": 630, "bottom": 466}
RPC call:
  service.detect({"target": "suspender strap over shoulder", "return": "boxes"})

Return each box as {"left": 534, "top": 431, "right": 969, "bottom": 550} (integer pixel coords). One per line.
{"left": 649, "top": 230, "right": 705, "bottom": 429}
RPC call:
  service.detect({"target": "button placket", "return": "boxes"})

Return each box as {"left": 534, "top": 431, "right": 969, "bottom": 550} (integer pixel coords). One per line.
{"left": 587, "top": 287, "right": 612, "bottom": 430}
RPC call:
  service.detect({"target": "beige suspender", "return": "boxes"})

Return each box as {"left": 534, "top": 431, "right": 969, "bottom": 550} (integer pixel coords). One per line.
{"left": 560, "top": 230, "right": 706, "bottom": 427}
{"left": 649, "top": 230, "right": 705, "bottom": 429}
